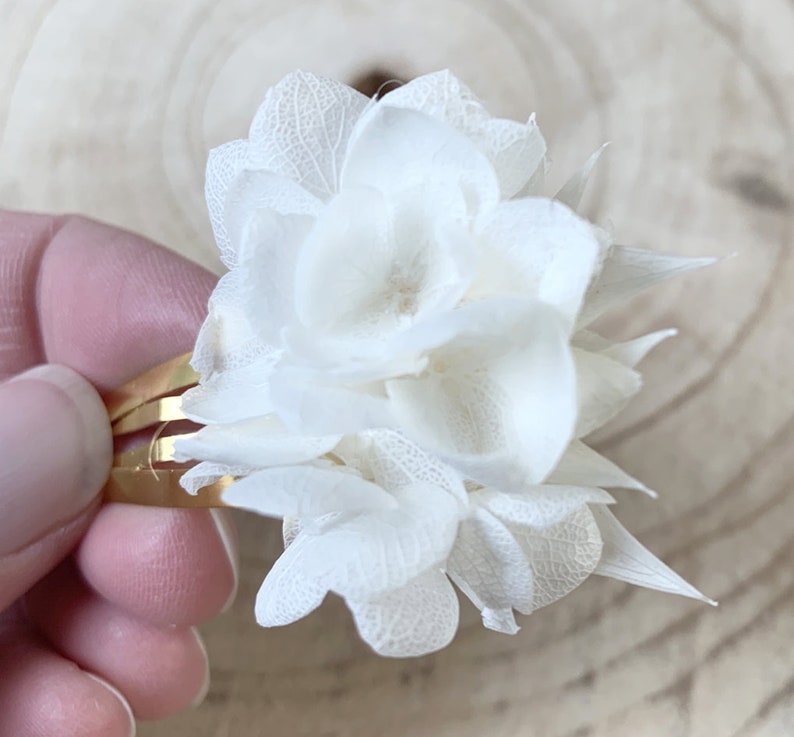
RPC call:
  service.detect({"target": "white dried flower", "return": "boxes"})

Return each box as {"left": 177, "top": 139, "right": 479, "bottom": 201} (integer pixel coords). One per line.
{"left": 177, "top": 70, "right": 716, "bottom": 657}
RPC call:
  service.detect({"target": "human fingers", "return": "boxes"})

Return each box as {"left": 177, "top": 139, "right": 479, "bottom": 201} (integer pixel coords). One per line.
{"left": 26, "top": 562, "right": 210, "bottom": 720}
{"left": 0, "top": 210, "right": 216, "bottom": 388}
{"left": 0, "top": 618, "right": 135, "bottom": 737}
{"left": 76, "top": 504, "right": 237, "bottom": 627}
{"left": 0, "top": 364, "right": 112, "bottom": 611}
{"left": 0, "top": 209, "right": 237, "bottom": 622}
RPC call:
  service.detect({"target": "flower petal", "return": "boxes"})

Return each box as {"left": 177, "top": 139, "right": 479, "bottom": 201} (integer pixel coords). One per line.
{"left": 224, "top": 169, "right": 321, "bottom": 253}
{"left": 364, "top": 430, "right": 467, "bottom": 503}
{"left": 475, "top": 485, "right": 614, "bottom": 530}
{"left": 238, "top": 211, "right": 315, "bottom": 346}
{"left": 578, "top": 246, "right": 718, "bottom": 327}
{"left": 246, "top": 70, "right": 370, "bottom": 200}
{"left": 181, "top": 356, "right": 277, "bottom": 424}
{"left": 205, "top": 138, "right": 249, "bottom": 268}
{"left": 446, "top": 505, "right": 533, "bottom": 632}
{"left": 190, "top": 268, "right": 271, "bottom": 378}
{"left": 282, "top": 516, "right": 302, "bottom": 548}
{"left": 508, "top": 504, "right": 603, "bottom": 611}
{"left": 574, "top": 348, "right": 642, "bottom": 437}
{"left": 175, "top": 414, "right": 339, "bottom": 467}
{"left": 268, "top": 365, "right": 396, "bottom": 436}
{"left": 255, "top": 533, "right": 329, "bottom": 626}
{"left": 376, "top": 70, "right": 488, "bottom": 131}
{"left": 341, "top": 105, "right": 500, "bottom": 218}
{"left": 292, "top": 187, "right": 395, "bottom": 333}
{"left": 591, "top": 506, "right": 716, "bottom": 604}
{"left": 346, "top": 567, "right": 459, "bottom": 657}
{"left": 598, "top": 329, "right": 678, "bottom": 368}
{"left": 388, "top": 299, "right": 577, "bottom": 485}
{"left": 572, "top": 328, "right": 677, "bottom": 370}
{"left": 284, "top": 483, "right": 461, "bottom": 600}
{"left": 187, "top": 265, "right": 281, "bottom": 422}
{"left": 381, "top": 71, "right": 545, "bottom": 198}
{"left": 555, "top": 143, "right": 609, "bottom": 212}
{"left": 548, "top": 440, "right": 655, "bottom": 496}
{"left": 179, "top": 460, "right": 255, "bottom": 495}
{"left": 222, "top": 465, "right": 397, "bottom": 518}
{"left": 477, "top": 117, "right": 546, "bottom": 199}
{"left": 472, "top": 197, "right": 601, "bottom": 328}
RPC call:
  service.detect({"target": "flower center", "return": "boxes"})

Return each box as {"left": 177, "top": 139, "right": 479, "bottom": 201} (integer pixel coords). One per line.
{"left": 387, "top": 267, "right": 423, "bottom": 318}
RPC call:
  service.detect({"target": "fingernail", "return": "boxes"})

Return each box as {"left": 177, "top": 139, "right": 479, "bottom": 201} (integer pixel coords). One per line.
{"left": 0, "top": 364, "right": 112, "bottom": 555}
{"left": 190, "top": 627, "right": 211, "bottom": 708}
{"left": 209, "top": 508, "right": 239, "bottom": 612}
{"left": 85, "top": 673, "right": 136, "bottom": 737}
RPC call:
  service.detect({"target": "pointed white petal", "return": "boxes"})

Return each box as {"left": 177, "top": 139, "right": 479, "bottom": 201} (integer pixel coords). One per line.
{"left": 574, "top": 348, "right": 642, "bottom": 437}
{"left": 175, "top": 415, "right": 339, "bottom": 467}
{"left": 255, "top": 534, "right": 329, "bottom": 626}
{"left": 476, "top": 485, "right": 614, "bottom": 530}
{"left": 342, "top": 105, "right": 500, "bottom": 218}
{"left": 473, "top": 197, "right": 601, "bottom": 328}
{"left": 346, "top": 568, "right": 459, "bottom": 657}
{"left": 591, "top": 506, "right": 715, "bottom": 603}
{"left": 548, "top": 440, "right": 655, "bottom": 496}
{"left": 446, "top": 505, "right": 533, "bottom": 629}
{"left": 579, "top": 246, "right": 718, "bottom": 326}
{"left": 518, "top": 153, "right": 547, "bottom": 197}
{"left": 205, "top": 139, "right": 249, "bottom": 268}
{"left": 570, "top": 329, "right": 611, "bottom": 353}
{"left": 246, "top": 71, "right": 369, "bottom": 200}
{"left": 555, "top": 143, "right": 609, "bottom": 212}
{"left": 509, "top": 505, "right": 603, "bottom": 611}
{"left": 222, "top": 465, "right": 397, "bottom": 518}
{"left": 598, "top": 329, "right": 678, "bottom": 368}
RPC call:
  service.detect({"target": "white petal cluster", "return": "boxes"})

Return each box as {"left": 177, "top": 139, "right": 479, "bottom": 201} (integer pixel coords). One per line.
{"left": 177, "top": 70, "right": 715, "bottom": 657}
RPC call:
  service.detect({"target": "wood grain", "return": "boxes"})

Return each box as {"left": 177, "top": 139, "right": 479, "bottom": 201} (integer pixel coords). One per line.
{"left": 1, "top": 0, "right": 793, "bottom": 734}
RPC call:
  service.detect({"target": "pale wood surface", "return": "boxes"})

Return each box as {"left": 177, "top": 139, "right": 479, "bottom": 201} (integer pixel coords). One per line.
{"left": 2, "top": 0, "right": 794, "bottom": 735}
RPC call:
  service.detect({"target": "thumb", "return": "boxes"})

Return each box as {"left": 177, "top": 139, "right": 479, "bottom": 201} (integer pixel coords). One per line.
{"left": 0, "top": 364, "right": 112, "bottom": 610}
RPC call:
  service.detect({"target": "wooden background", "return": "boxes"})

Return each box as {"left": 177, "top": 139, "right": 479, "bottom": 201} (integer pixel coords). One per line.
{"left": 2, "top": 0, "right": 793, "bottom": 735}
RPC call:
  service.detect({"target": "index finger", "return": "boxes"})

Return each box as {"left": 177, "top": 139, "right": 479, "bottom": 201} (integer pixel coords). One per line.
{"left": 0, "top": 210, "right": 216, "bottom": 389}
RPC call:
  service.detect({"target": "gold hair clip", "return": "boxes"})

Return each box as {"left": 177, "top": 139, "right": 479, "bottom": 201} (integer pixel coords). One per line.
{"left": 103, "top": 353, "right": 232, "bottom": 507}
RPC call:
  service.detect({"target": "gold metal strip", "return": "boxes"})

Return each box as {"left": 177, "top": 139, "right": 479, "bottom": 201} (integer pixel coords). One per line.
{"left": 112, "top": 395, "right": 187, "bottom": 434}
{"left": 113, "top": 432, "right": 197, "bottom": 468}
{"left": 105, "top": 468, "right": 233, "bottom": 507}
{"left": 105, "top": 352, "right": 197, "bottom": 422}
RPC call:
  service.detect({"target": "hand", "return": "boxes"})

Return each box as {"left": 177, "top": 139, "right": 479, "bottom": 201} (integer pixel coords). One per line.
{"left": 0, "top": 211, "right": 238, "bottom": 737}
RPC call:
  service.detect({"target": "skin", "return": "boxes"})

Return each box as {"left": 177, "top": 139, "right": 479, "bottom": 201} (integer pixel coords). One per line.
{"left": 0, "top": 211, "right": 238, "bottom": 736}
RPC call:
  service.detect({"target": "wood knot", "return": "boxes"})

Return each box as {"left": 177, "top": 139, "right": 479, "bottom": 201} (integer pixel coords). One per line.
{"left": 350, "top": 68, "right": 405, "bottom": 99}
